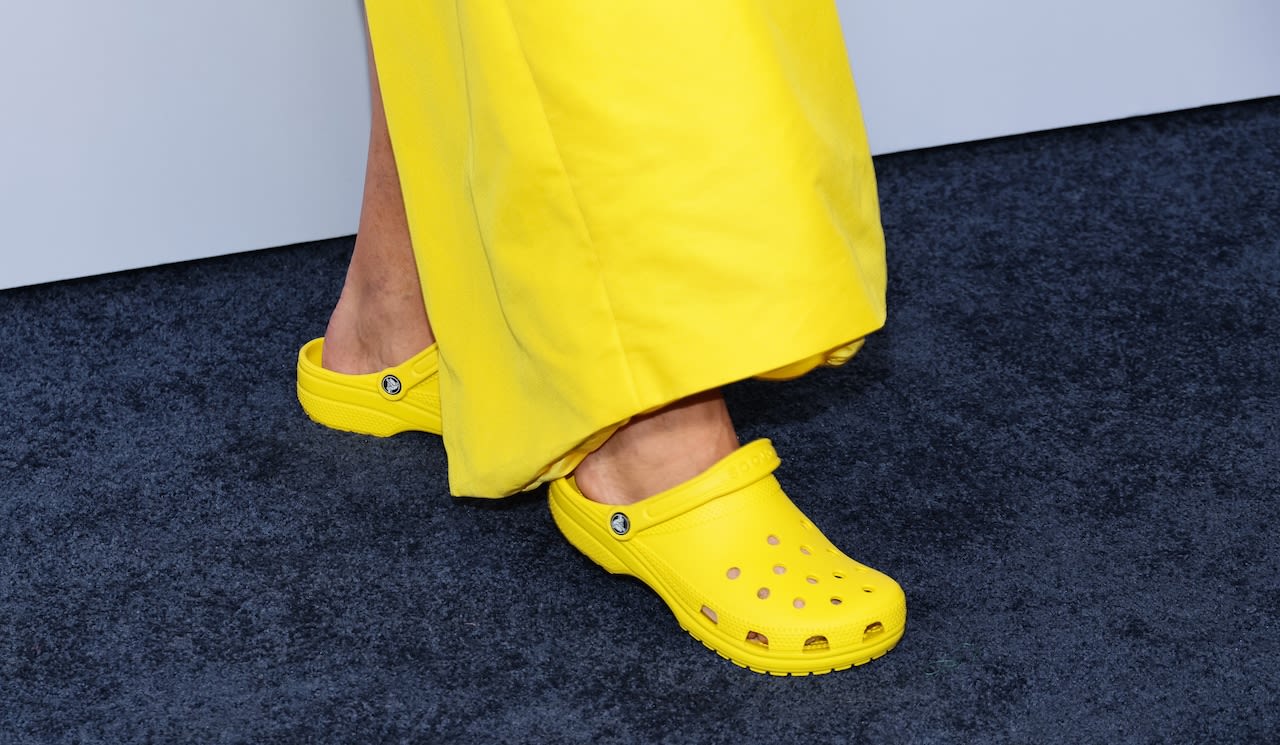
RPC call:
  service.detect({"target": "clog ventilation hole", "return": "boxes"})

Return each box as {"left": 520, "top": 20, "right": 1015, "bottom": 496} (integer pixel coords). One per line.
{"left": 697, "top": 534, "right": 887, "bottom": 649}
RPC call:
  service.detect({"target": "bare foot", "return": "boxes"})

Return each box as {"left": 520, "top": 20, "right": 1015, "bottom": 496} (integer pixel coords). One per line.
{"left": 321, "top": 270, "right": 434, "bottom": 375}
{"left": 572, "top": 389, "right": 740, "bottom": 506}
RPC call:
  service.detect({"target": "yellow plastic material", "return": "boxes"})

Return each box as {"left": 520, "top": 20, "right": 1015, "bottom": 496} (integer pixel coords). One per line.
{"left": 548, "top": 440, "right": 906, "bottom": 675}
{"left": 296, "top": 338, "right": 442, "bottom": 437}
{"left": 366, "top": 2, "right": 887, "bottom": 497}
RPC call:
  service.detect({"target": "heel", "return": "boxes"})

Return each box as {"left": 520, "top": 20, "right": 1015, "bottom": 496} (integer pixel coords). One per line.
{"left": 294, "top": 337, "right": 442, "bottom": 437}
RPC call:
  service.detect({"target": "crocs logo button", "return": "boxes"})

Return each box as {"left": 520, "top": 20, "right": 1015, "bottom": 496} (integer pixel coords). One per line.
{"left": 381, "top": 375, "right": 402, "bottom": 395}
{"left": 610, "top": 512, "right": 630, "bottom": 536}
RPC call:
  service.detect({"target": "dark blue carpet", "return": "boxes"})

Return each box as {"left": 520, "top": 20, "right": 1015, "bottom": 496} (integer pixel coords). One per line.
{"left": 2, "top": 96, "right": 1277, "bottom": 743}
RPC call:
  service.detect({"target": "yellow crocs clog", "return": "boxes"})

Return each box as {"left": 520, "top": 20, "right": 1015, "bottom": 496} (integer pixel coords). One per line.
{"left": 548, "top": 439, "right": 905, "bottom": 675}
{"left": 295, "top": 338, "right": 442, "bottom": 436}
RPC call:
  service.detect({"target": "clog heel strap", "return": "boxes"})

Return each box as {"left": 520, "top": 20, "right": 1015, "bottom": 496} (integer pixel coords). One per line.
{"left": 295, "top": 338, "right": 442, "bottom": 436}
{"left": 548, "top": 439, "right": 906, "bottom": 675}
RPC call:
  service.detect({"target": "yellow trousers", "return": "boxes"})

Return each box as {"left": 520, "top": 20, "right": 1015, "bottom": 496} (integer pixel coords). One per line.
{"left": 366, "top": 1, "right": 886, "bottom": 497}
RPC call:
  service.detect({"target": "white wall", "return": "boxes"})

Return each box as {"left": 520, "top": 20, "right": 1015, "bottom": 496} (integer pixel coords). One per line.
{"left": 841, "top": 0, "right": 1280, "bottom": 153}
{"left": 0, "top": 2, "right": 369, "bottom": 290}
{"left": 2, "top": 1, "right": 1279, "bottom": 290}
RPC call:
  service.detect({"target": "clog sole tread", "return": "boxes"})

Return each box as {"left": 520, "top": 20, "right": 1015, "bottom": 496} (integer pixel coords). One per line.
{"left": 297, "top": 391, "right": 437, "bottom": 437}
{"left": 680, "top": 618, "right": 905, "bottom": 676}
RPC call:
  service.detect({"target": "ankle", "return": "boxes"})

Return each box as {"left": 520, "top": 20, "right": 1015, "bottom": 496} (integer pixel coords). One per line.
{"left": 574, "top": 390, "right": 739, "bottom": 506}
{"left": 322, "top": 285, "right": 434, "bottom": 374}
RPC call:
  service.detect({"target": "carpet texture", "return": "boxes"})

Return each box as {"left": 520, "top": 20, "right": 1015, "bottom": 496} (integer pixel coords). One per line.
{"left": 2, "top": 97, "right": 1277, "bottom": 743}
